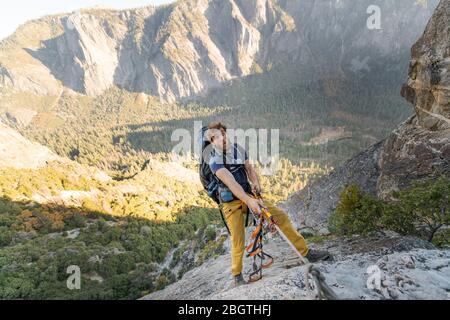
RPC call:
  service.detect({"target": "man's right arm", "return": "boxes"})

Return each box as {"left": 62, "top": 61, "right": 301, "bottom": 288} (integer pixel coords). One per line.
{"left": 215, "top": 168, "right": 263, "bottom": 215}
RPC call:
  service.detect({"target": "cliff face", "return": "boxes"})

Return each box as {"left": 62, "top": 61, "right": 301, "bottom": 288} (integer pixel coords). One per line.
{"left": 0, "top": 0, "right": 438, "bottom": 101}
{"left": 377, "top": 0, "right": 450, "bottom": 198}
{"left": 401, "top": 0, "right": 450, "bottom": 132}
{"left": 283, "top": 0, "right": 450, "bottom": 231}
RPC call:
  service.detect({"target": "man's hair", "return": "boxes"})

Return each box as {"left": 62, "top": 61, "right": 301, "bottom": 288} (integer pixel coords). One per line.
{"left": 205, "top": 122, "right": 227, "bottom": 142}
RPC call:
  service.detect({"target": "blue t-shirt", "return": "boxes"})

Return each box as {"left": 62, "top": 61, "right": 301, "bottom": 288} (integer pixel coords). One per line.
{"left": 209, "top": 143, "right": 251, "bottom": 193}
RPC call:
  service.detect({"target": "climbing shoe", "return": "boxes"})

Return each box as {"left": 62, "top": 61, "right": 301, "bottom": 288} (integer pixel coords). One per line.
{"left": 305, "top": 249, "right": 331, "bottom": 263}
{"left": 234, "top": 274, "right": 248, "bottom": 287}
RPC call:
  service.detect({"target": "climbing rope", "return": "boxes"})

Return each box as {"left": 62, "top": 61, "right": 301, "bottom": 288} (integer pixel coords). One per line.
{"left": 245, "top": 193, "right": 339, "bottom": 300}
{"left": 416, "top": 106, "right": 450, "bottom": 125}
{"left": 305, "top": 264, "right": 339, "bottom": 300}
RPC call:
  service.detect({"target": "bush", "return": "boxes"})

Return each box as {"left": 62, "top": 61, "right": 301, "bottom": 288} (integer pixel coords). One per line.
{"left": 204, "top": 226, "right": 217, "bottom": 243}
{"left": 64, "top": 212, "right": 87, "bottom": 229}
{"left": 329, "top": 178, "right": 450, "bottom": 244}
{"left": 433, "top": 229, "right": 450, "bottom": 248}
{"left": 0, "top": 275, "right": 35, "bottom": 299}
{"left": 328, "top": 185, "right": 383, "bottom": 235}
{"left": 0, "top": 227, "right": 13, "bottom": 247}
{"left": 385, "top": 177, "right": 450, "bottom": 242}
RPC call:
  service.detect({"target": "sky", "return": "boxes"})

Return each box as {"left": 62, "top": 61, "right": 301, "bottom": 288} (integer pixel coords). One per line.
{"left": 0, "top": 0, "right": 174, "bottom": 41}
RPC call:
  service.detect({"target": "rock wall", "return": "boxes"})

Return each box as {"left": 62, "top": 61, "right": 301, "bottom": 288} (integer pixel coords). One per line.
{"left": 377, "top": 0, "right": 450, "bottom": 198}
{"left": 283, "top": 0, "right": 450, "bottom": 231}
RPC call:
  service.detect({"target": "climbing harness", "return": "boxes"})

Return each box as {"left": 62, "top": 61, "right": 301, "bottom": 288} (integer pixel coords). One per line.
{"left": 245, "top": 193, "right": 339, "bottom": 300}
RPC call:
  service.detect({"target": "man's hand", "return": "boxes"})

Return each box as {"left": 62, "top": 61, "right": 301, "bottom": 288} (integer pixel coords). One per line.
{"left": 214, "top": 165, "right": 266, "bottom": 216}
{"left": 246, "top": 197, "right": 263, "bottom": 215}
{"left": 252, "top": 184, "right": 262, "bottom": 196}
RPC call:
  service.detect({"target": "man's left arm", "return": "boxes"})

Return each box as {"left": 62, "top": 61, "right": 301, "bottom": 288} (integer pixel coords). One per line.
{"left": 244, "top": 159, "right": 262, "bottom": 195}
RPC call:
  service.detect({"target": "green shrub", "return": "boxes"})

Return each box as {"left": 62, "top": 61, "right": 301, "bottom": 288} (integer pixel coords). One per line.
{"left": 196, "top": 235, "right": 226, "bottom": 266}
{"left": 328, "top": 185, "right": 383, "bottom": 235}
{"left": 64, "top": 212, "right": 87, "bottom": 229}
{"left": 0, "top": 227, "right": 13, "bottom": 247}
{"left": 204, "top": 226, "right": 216, "bottom": 242}
{"left": 433, "top": 229, "right": 450, "bottom": 248}
{"left": 0, "top": 275, "right": 35, "bottom": 299}
{"left": 329, "top": 178, "right": 450, "bottom": 244}
{"left": 385, "top": 177, "right": 450, "bottom": 242}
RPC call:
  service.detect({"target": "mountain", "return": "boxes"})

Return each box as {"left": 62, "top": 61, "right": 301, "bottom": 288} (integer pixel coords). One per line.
{"left": 0, "top": 0, "right": 440, "bottom": 173}
{"left": 0, "top": 0, "right": 437, "bottom": 172}
{"left": 0, "top": 0, "right": 438, "bottom": 102}
{"left": 0, "top": 119, "right": 62, "bottom": 169}
{"left": 282, "top": 0, "right": 450, "bottom": 232}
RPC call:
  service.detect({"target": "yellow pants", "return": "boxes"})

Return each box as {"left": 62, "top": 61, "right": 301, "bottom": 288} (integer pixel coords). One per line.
{"left": 219, "top": 196, "right": 309, "bottom": 276}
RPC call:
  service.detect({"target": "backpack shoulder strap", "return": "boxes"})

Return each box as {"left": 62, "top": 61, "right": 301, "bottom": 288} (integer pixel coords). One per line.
{"left": 219, "top": 207, "right": 230, "bottom": 235}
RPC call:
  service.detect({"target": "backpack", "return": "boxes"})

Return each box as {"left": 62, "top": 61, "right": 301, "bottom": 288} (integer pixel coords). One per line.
{"left": 199, "top": 126, "right": 220, "bottom": 204}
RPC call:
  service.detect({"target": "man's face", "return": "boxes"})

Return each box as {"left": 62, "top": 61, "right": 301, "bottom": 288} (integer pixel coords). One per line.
{"left": 210, "top": 128, "right": 229, "bottom": 150}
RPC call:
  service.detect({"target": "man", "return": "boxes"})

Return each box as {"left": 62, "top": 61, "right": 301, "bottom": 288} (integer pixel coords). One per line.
{"left": 205, "top": 122, "right": 330, "bottom": 287}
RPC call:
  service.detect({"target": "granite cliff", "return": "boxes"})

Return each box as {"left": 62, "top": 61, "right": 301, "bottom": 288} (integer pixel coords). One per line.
{"left": 0, "top": 0, "right": 438, "bottom": 102}
{"left": 282, "top": 0, "right": 450, "bottom": 232}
